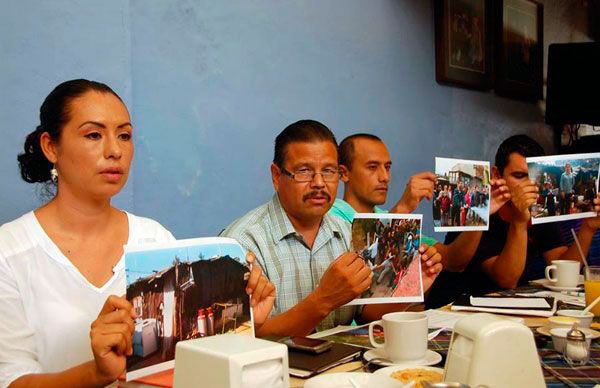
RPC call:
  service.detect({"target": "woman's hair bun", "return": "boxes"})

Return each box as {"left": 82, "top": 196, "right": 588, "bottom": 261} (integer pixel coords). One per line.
{"left": 17, "top": 125, "right": 53, "bottom": 183}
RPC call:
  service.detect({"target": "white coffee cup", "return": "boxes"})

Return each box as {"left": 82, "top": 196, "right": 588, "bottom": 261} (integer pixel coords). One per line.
{"left": 545, "top": 260, "right": 580, "bottom": 288}
{"left": 368, "top": 312, "right": 427, "bottom": 363}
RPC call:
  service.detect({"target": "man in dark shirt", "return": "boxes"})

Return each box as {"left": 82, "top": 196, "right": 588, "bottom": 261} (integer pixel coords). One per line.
{"left": 427, "top": 135, "right": 600, "bottom": 308}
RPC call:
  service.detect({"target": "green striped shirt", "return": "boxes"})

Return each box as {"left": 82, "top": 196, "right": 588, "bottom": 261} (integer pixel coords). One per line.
{"left": 221, "top": 194, "right": 357, "bottom": 331}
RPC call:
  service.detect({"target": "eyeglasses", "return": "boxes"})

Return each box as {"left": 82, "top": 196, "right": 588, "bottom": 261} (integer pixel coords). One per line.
{"left": 280, "top": 166, "right": 341, "bottom": 183}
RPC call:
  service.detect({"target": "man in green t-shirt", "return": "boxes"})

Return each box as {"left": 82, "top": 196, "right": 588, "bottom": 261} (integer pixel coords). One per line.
{"left": 329, "top": 133, "right": 438, "bottom": 246}
{"left": 329, "top": 133, "right": 511, "bottom": 275}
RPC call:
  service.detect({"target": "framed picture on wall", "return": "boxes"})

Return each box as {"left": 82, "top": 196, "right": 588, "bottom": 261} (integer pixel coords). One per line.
{"left": 494, "top": 0, "right": 543, "bottom": 100}
{"left": 434, "top": 0, "right": 492, "bottom": 90}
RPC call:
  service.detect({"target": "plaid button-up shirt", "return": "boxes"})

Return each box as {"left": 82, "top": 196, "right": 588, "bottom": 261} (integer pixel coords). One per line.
{"left": 221, "top": 194, "right": 358, "bottom": 331}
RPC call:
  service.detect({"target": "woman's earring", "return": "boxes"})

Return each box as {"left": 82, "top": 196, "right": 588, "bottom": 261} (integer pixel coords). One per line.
{"left": 50, "top": 166, "right": 58, "bottom": 183}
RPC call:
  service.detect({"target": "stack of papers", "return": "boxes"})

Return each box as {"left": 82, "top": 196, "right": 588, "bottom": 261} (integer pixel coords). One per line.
{"left": 425, "top": 309, "right": 470, "bottom": 329}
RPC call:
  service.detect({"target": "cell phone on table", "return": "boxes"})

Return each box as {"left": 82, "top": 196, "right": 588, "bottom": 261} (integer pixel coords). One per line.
{"left": 280, "top": 336, "right": 333, "bottom": 354}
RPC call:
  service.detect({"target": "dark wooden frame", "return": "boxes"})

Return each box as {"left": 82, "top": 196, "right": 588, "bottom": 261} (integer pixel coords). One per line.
{"left": 435, "top": 0, "right": 493, "bottom": 90}
{"left": 494, "top": 0, "right": 543, "bottom": 100}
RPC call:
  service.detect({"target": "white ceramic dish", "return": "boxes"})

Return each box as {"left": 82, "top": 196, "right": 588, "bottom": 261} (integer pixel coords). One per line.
{"left": 537, "top": 326, "right": 600, "bottom": 338}
{"left": 536, "top": 326, "right": 553, "bottom": 337}
{"left": 545, "top": 284, "right": 583, "bottom": 292}
{"left": 547, "top": 315, "right": 581, "bottom": 329}
{"left": 304, "top": 372, "right": 404, "bottom": 388}
{"left": 556, "top": 309, "right": 594, "bottom": 328}
{"left": 549, "top": 327, "right": 599, "bottom": 353}
{"left": 374, "top": 366, "right": 445, "bottom": 386}
{"left": 530, "top": 276, "right": 584, "bottom": 287}
{"left": 529, "top": 278, "right": 583, "bottom": 291}
{"left": 363, "top": 348, "right": 442, "bottom": 367}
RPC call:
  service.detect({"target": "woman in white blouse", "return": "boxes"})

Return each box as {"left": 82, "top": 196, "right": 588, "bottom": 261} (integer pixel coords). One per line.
{"left": 0, "top": 79, "right": 275, "bottom": 387}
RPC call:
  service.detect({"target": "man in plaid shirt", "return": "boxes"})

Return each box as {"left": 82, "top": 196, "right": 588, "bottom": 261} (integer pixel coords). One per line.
{"left": 222, "top": 120, "right": 442, "bottom": 336}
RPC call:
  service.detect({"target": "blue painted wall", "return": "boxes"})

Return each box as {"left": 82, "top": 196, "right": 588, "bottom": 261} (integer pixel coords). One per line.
{"left": 0, "top": 1, "right": 591, "bottom": 245}
{"left": 0, "top": 1, "right": 134, "bottom": 214}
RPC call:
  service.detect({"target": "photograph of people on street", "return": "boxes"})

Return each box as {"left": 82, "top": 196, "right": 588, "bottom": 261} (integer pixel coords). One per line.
{"left": 124, "top": 237, "right": 252, "bottom": 380}
{"left": 527, "top": 153, "right": 600, "bottom": 225}
{"left": 433, "top": 157, "right": 490, "bottom": 232}
{"left": 350, "top": 214, "right": 424, "bottom": 305}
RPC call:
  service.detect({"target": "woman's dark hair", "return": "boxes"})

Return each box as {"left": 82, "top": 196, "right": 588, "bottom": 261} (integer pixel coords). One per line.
{"left": 17, "top": 79, "right": 122, "bottom": 183}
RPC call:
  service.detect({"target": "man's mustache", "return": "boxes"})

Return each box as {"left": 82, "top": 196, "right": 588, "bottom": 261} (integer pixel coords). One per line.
{"left": 303, "top": 191, "right": 331, "bottom": 202}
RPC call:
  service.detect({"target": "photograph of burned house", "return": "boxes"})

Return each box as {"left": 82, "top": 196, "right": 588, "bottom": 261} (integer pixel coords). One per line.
{"left": 124, "top": 237, "right": 252, "bottom": 379}
{"left": 349, "top": 214, "right": 424, "bottom": 305}
{"left": 527, "top": 153, "right": 600, "bottom": 225}
{"left": 434, "top": 157, "right": 490, "bottom": 232}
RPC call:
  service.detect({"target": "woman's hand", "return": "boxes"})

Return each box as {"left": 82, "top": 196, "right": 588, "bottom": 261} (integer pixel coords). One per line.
{"left": 245, "top": 252, "right": 276, "bottom": 328}
{"left": 89, "top": 295, "right": 135, "bottom": 386}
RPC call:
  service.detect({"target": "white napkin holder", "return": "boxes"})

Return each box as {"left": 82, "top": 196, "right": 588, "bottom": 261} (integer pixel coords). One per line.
{"left": 444, "top": 313, "right": 545, "bottom": 388}
{"left": 173, "top": 334, "right": 289, "bottom": 388}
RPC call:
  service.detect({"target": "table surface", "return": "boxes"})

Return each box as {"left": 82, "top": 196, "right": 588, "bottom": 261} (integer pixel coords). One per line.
{"left": 119, "top": 290, "right": 600, "bottom": 388}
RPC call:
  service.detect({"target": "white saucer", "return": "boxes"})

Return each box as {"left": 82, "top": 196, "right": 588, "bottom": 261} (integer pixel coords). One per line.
{"left": 536, "top": 326, "right": 600, "bottom": 339}
{"left": 545, "top": 284, "right": 583, "bottom": 292}
{"left": 530, "top": 277, "right": 583, "bottom": 291}
{"left": 304, "top": 372, "right": 403, "bottom": 388}
{"left": 363, "top": 348, "right": 443, "bottom": 367}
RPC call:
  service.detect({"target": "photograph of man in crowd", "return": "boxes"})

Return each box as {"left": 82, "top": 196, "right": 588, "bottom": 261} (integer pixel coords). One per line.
{"left": 528, "top": 153, "right": 600, "bottom": 224}
{"left": 433, "top": 157, "right": 490, "bottom": 231}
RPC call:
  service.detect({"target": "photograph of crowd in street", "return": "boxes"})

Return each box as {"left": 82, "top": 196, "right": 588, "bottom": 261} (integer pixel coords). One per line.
{"left": 527, "top": 153, "right": 600, "bottom": 225}
{"left": 350, "top": 214, "right": 424, "bottom": 305}
{"left": 124, "top": 238, "right": 252, "bottom": 380}
{"left": 433, "top": 157, "right": 490, "bottom": 232}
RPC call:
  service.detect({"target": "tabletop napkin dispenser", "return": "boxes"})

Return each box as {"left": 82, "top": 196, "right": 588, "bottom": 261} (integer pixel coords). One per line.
{"left": 173, "top": 334, "right": 289, "bottom": 388}
{"left": 444, "top": 313, "right": 544, "bottom": 388}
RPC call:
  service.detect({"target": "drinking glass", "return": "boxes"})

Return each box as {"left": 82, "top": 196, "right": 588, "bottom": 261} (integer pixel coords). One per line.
{"left": 584, "top": 266, "right": 600, "bottom": 316}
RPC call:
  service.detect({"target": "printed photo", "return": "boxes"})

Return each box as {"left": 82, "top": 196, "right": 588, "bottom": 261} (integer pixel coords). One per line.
{"left": 125, "top": 237, "right": 252, "bottom": 381}
{"left": 349, "top": 213, "right": 424, "bottom": 305}
{"left": 433, "top": 157, "right": 490, "bottom": 232}
{"left": 527, "top": 153, "right": 600, "bottom": 225}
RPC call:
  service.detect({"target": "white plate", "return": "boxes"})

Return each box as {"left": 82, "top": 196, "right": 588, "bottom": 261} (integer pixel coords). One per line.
{"left": 536, "top": 326, "right": 600, "bottom": 339}
{"left": 374, "top": 366, "right": 445, "bottom": 385}
{"left": 304, "top": 372, "right": 404, "bottom": 388}
{"left": 363, "top": 348, "right": 443, "bottom": 367}
{"left": 536, "top": 326, "right": 553, "bottom": 337}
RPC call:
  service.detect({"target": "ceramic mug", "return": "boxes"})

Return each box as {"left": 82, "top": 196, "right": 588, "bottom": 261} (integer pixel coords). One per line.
{"left": 368, "top": 312, "right": 428, "bottom": 362}
{"left": 545, "top": 260, "right": 580, "bottom": 288}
